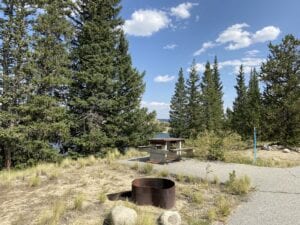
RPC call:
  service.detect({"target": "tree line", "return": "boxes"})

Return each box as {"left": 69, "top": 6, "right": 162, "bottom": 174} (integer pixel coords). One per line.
{"left": 0, "top": 0, "right": 159, "bottom": 169}
{"left": 170, "top": 35, "right": 300, "bottom": 146}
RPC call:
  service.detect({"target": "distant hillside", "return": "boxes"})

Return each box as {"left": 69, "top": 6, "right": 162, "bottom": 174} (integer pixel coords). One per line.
{"left": 158, "top": 119, "right": 169, "bottom": 123}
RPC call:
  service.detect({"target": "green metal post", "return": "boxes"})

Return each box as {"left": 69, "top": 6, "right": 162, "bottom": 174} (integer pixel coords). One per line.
{"left": 254, "top": 127, "right": 257, "bottom": 163}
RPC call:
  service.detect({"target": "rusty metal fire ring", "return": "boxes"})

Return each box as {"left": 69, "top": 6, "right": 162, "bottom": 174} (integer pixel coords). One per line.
{"left": 132, "top": 178, "right": 175, "bottom": 209}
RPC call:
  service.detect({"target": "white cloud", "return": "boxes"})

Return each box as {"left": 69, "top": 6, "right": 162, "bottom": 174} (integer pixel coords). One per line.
{"left": 195, "top": 24, "right": 281, "bottom": 54}
{"left": 163, "top": 44, "right": 178, "bottom": 50}
{"left": 187, "top": 63, "right": 206, "bottom": 73}
{"left": 252, "top": 26, "right": 281, "bottom": 43}
{"left": 216, "top": 23, "right": 252, "bottom": 50}
{"left": 154, "top": 75, "right": 175, "bottom": 83}
{"left": 123, "top": 10, "right": 170, "bottom": 36}
{"left": 216, "top": 23, "right": 281, "bottom": 50}
{"left": 170, "top": 2, "right": 198, "bottom": 19}
{"left": 141, "top": 101, "right": 170, "bottom": 118}
{"left": 245, "top": 49, "right": 260, "bottom": 57}
{"left": 219, "top": 57, "right": 265, "bottom": 74}
{"left": 194, "top": 41, "right": 216, "bottom": 56}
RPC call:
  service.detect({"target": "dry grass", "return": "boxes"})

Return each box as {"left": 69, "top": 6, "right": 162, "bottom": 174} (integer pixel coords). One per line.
{"left": 225, "top": 150, "right": 300, "bottom": 168}
{"left": 0, "top": 155, "right": 246, "bottom": 225}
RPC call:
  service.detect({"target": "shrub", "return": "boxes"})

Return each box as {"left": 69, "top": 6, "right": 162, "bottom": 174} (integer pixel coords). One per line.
{"left": 186, "top": 131, "right": 225, "bottom": 161}
{"left": 225, "top": 170, "right": 251, "bottom": 195}
{"left": 207, "top": 138, "right": 225, "bottom": 161}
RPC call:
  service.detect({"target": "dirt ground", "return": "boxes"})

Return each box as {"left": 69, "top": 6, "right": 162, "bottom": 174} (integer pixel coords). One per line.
{"left": 0, "top": 156, "right": 245, "bottom": 225}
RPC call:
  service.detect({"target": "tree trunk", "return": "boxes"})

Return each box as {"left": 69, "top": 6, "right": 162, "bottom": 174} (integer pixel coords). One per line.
{"left": 4, "top": 148, "right": 11, "bottom": 169}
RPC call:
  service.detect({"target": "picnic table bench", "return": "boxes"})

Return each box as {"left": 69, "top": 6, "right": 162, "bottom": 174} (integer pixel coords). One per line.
{"left": 139, "top": 138, "right": 194, "bottom": 163}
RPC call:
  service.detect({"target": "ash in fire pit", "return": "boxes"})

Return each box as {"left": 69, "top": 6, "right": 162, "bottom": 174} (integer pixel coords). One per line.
{"left": 132, "top": 178, "right": 175, "bottom": 209}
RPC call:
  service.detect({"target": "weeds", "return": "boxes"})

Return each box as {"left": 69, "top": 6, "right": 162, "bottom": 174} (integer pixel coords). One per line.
{"left": 73, "top": 193, "right": 85, "bottom": 210}
{"left": 139, "top": 163, "right": 153, "bottom": 174}
{"left": 98, "top": 192, "right": 107, "bottom": 204}
{"left": 29, "top": 175, "right": 41, "bottom": 187}
{"left": 130, "top": 163, "right": 139, "bottom": 171}
{"left": 191, "top": 192, "right": 204, "bottom": 204}
{"left": 225, "top": 170, "right": 251, "bottom": 195}
{"left": 137, "top": 213, "right": 156, "bottom": 225}
{"left": 158, "top": 169, "right": 169, "bottom": 177}
{"left": 215, "top": 195, "right": 231, "bottom": 217}
{"left": 37, "top": 200, "right": 66, "bottom": 225}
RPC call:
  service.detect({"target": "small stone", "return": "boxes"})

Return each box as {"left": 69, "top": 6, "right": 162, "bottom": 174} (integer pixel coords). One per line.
{"left": 159, "top": 211, "right": 181, "bottom": 225}
{"left": 283, "top": 148, "right": 290, "bottom": 153}
{"left": 110, "top": 206, "right": 137, "bottom": 225}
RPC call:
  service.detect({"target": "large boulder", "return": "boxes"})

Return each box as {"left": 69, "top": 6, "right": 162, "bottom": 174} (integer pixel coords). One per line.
{"left": 110, "top": 206, "right": 137, "bottom": 225}
{"left": 159, "top": 211, "right": 181, "bottom": 225}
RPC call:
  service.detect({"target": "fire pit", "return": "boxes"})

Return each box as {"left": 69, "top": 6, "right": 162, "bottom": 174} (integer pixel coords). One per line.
{"left": 132, "top": 178, "right": 175, "bottom": 209}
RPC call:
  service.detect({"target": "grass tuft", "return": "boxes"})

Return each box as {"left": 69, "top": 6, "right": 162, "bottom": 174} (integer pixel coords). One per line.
{"left": 139, "top": 163, "right": 153, "bottom": 174}
{"left": 225, "top": 170, "right": 251, "bottom": 195}
{"left": 29, "top": 175, "right": 41, "bottom": 187}
{"left": 98, "top": 192, "right": 107, "bottom": 204}
{"left": 73, "top": 193, "right": 85, "bottom": 210}
{"left": 37, "top": 200, "right": 66, "bottom": 225}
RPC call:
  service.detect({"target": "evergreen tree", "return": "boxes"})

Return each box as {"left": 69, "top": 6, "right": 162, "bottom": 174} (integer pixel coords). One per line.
{"left": 212, "top": 56, "right": 224, "bottom": 129}
{"left": 15, "top": 0, "right": 74, "bottom": 167}
{"left": 113, "top": 32, "right": 158, "bottom": 148}
{"left": 260, "top": 35, "right": 300, "bottom": 145}
{"left": 69, "top": 0, "right": 157, "bottom": 153}
{"left": 170, "top": 68, "right": 187, "bottom": 138}
{"left": 201, "top": 61, "right": 215, "bottom": 131}
{"left": 186, "top": 60, "right": 203, "bottom": 138}
{"left": 245, "top": 68, "right": 261, "bottom": 136}
{"left": 0, "top": 0, "right": 34, "bottom": 169}
{"left": 231, "top": 65, "right": 248, "bottom": 138}
{"left": 69, "top": 0, "right": 123, "bottom": 153}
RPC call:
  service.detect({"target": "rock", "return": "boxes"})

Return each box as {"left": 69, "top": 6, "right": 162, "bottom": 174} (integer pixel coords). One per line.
{"left": 283, "top": 148, "right": 290, "bottom": 153}
{"left": 159, "top": 211, "right": 181, "bottom": 225}
{"left": 110, "top": 206, "right": 137, "bottom": 225}
{"left": 262, "top": 144, "right": 272, "bottom": 151}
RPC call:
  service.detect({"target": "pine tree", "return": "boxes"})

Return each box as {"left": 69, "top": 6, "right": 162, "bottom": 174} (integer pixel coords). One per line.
{"left": 260, "top": 35, "right": 300, "bottom": 145}
{"left": 170, "top": 68, "right": 188, "bottom": 138}
{"left": 231, "top": 65, "right": 248, "bottom": 138}
{"left": 0, "top": 0, "right": 34, "bottom": 169}
{"left": 212, "top": 56, "right": 224, "bottom": 130}
{"left": 69, "top": 0, "right": 157, "bottom": 153}
{"left": 201, "top": 61, "right": 215, "bottom": 131}
{"left": 113, "top": 32, "right": 158, "bottom": 148}
{"left": 15, "top": 0, "right": 74, "bottom": 166}
{"left": 186, "top": 60, "right": 203, "bottom": 138}
{"left": 201, "top": 59, "right": 224, "bottom": 132}
{"left": 245, "top": 68, "right": 261, "bottom": 137}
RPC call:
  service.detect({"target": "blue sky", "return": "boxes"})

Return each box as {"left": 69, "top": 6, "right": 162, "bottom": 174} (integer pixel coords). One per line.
{"left": 121, "top": 0, "right": 300, "bottom": 119}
